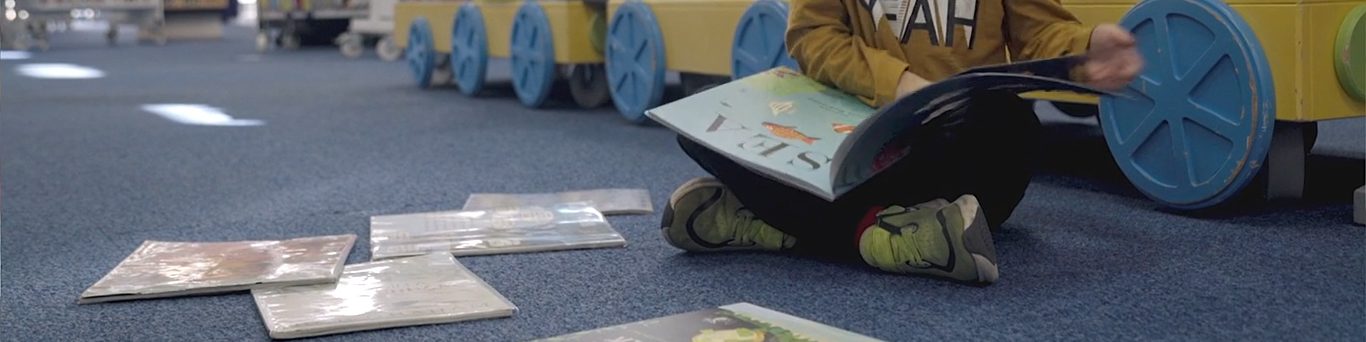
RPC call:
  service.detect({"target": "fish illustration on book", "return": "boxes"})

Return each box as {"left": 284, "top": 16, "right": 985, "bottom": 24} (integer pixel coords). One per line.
{"left": 762, "top": 122, "right": 819, "bottom": 145}
{"left": 772, "top": 68, "right": 800, "bottom": 79}
{"left": 832, "top": 123, "right": 855, "bottom": 134}
{"left": 769, "top": 101, "right": 794, "bottom": 116}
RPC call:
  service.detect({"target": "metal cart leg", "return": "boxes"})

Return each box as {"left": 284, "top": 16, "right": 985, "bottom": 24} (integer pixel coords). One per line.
{"left": 105, "top": 21, "right": 118, "bottom": 45}
{"left": 29, "top": 20, "right": 49, "bottom": 51}
{"left": 280, "top": 20, "right": 300, "bottom": 49}
{"left": 337, "top": 32, "right": 363, "bottom": 58}
{"left": 152, "top": 17, "right": 166, "bottom": 46}
{"left": 375, "top": 34, "right": 401, "bottom": 61}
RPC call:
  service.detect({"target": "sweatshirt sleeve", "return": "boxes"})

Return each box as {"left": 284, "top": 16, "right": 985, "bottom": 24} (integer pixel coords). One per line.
{"left": 785, "top": 0, "right": 909, "bottom": 108}
{"left": 1003, "top": 0, "right": 1094, "bottom": 61}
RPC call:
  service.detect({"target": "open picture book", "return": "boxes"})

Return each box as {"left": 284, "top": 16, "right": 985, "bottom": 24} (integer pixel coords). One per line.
{"left": 646, "top": 56, "right": 1107, "bottom": 201}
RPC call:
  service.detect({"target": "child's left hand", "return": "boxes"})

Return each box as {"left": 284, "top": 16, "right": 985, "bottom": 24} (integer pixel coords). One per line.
{"left": 1084, "top": 24, "right": 1144, "bottom": 91}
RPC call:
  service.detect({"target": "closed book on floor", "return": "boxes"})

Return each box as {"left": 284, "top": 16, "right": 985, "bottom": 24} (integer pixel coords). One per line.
{"left": 369, "top": 203, "right": 625, "bottom": 260}
{"left": 462, "top": 188, "right": 654, "bottom": 215}
{"left": 534, "top": 302, "right": 883, "bottom": 342}
{"left": 78, "top": 234, "right": 356, "bottom": 304}
{"left": 251, "top": 253, "right": 517, "bottom": 339}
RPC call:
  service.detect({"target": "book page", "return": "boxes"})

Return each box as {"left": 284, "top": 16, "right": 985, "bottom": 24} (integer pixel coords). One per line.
{"left": 251, "top": 253, "right": 517, "bottom": 339}
{"left": 369, "top": 203, "right": 625, "bottom": 260}
{"left": 79, "top": 234, "right": 356, "bottom": 304}
{"left": 646, "top": 67, "right": 877, "bottom": 200}
{"left": 832, "top": 68, "right": 1105, "bottom": 197}
{"left": 721, "top": 303, "right": 883, "bottom": 342}
{"left": 461, "top": 189, "right": 653, "bottom": 215}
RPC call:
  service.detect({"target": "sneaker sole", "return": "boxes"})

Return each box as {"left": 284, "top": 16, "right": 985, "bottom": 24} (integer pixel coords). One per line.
{"left": 660, "top": 177, "right": 724, "bottom": 251}
{"left": 956, "top": 195, "right": 1000, "bottom": 284}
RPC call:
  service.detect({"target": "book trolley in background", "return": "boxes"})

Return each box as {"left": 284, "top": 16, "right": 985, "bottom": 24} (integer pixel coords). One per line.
{"left": 256, "top": 0, "right": 365, "bottom": 51}
{"left": 14, "top": 0, "right": 164, "bottom": 49}
{"left": 332, "top": 0, "right": 398, "bottom": 60}
{"left": 159, "top": 0, "right": 229, "bottom": 40}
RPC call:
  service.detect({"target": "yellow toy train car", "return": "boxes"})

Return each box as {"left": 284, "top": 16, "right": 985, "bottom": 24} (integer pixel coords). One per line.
{"left": 390, "top": 0, "right": 1364, "bottom": 210}
{"left": 394, "top": 0, "right": 610, "bottom": 108}
{"left": 1054, "top": 0, "right": 1365, "bottom": 209}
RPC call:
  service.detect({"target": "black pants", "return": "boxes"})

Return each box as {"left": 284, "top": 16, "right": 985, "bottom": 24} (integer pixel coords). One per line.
{"left": 678, "top": 93, "right": 1042, "bottom": 262}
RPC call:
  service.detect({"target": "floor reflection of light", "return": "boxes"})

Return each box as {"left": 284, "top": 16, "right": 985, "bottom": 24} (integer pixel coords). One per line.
{"left": 0, "top": 51, "right": 31, "bottom": 60}
{"left": 16, "top": 63, "right": 105, "bottom": 79}
{"left": 141, "top": 104, "right": 264, "bottom": 127}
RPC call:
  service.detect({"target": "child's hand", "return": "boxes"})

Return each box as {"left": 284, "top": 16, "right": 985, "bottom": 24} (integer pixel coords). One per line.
{"left": 895, "top": 71, "right": 931, "bottom": 98}
{"left": 1084, "top": 24, "right": 1144, "bottom": 91}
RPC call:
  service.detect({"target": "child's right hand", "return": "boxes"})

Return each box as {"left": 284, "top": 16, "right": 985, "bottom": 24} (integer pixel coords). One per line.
{"left": 895, "top": 71, "right": 931, "bottom": 98}
{"left": 1083, "top": 24, "right": 1144, "bottom": 91}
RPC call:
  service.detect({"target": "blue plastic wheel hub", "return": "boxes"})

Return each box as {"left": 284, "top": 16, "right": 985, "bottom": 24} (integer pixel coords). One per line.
{"left": 732, "top": 0, "right": 800, "bottom": 79}
{"left": 1099, "top": 0, "right": 1276, "bottom": 209}
{"left": 605, "top": 0, "right": 666, "bottom": 124}
{"left": 451, "top": 2, "right": 489, "bottom": 96}
{"left": 406, "top": 18, "right": 436, "bottom": 89}
{"left": 510, "top": 1, "right": 557, "bottom": 108}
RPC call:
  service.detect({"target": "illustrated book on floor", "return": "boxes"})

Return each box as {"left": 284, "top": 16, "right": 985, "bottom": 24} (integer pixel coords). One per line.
{"left": 462, "top": 188, "right": 653, "bottom": 215}
{"left": 78, "top": 234, "right": 356, "bottom": 304}
{"left": 251, "top": 253, "right": 517, "bottom": 339}
{"left": 369, "top": 203, "right": 625, "bottom": 260}
{"left": 646, "top": 56, "right": 1107, "bottom": 201}
{"left": 533, "top": 302, "right": 883, "bottom": 342}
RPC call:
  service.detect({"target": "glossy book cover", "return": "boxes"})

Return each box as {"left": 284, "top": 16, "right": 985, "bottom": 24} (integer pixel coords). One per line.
{"left": 251, "top": 253, "right": 517, "bottom": 339}
{"left": 534, "top": 303, "right": 882, "bottom": 342}
{"left": 369, "top": 203, "right": 626, "bottom": 260}
{"left": 79, "top": 235, "right": 357, "bottom": 304}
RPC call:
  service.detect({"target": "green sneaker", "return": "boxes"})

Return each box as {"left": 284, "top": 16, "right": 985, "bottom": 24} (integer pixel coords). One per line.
{"left": 858, "top": 195, "right": 1000, "bottom": 284}
{"left": 660, "top": 177, "right": 796, "bottom": 252}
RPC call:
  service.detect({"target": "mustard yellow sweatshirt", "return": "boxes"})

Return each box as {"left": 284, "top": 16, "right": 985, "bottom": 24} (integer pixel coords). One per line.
{"left": 786, "top": 0, "right": 1094, "bottom": 108}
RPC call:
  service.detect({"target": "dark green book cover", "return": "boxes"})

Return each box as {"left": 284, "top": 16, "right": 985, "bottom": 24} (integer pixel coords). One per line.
{"left": 533, "top": 303, "right": 882, "bottom": 342}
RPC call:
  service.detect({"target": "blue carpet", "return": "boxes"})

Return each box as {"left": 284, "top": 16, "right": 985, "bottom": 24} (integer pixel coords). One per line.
{"left": 2, "top": 24, "right": 1363, "bottom": 341}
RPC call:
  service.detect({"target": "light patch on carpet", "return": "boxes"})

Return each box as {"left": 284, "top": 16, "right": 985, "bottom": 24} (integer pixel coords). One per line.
{"left": 0, "top": 50, "right": 30, "bottom": 60}
{"left": 142, "top": 104, "right": 264, "bottom": 126}
{"left": 16, "top": 63, "right": 104, "bottom": 79}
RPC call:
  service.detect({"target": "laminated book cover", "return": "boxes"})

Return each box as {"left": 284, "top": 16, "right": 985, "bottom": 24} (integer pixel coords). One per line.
{"left": 646, "top": 56, "right": 1105, "bottom": 201}
{"left": 462, "top": 188, "right": 654, "bottom": 215}
{"left": 369, "top": 202, "right": 625, "bottom": 260}
{"left": 533, "top": 302, "right": 883, "bottom": 342}
{"left": 251, "top": 253, "right": 517, "bottom": 339}
{"left": 78, "top": 234, "right": 357, "bottom": 304}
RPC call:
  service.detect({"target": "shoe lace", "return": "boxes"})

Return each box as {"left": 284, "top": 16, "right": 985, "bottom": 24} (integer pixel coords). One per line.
{"left": 880, "top": 212, "right": 931, "bottom": 268}
{"left": 732, "top": 209, "right": 784, "bottom": 249}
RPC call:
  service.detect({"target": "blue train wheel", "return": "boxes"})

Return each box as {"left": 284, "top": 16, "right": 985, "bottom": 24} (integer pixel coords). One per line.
{"left": 451, "top": 2, "right": 489, "bottom": 96}
{"left": 510, "top": 1, "right": 557, "bottom": 108}
{"left": 406, "top": 18, "right": 436, "bottom": 89}
{"left": 1099, "top": 0, "right": 1276, "bottom": 209}
{"left": 605, "top": 0, "right": 666, "bottom": 124}
{"left": 731, "top": 0, "right": 799, "bottom": 79}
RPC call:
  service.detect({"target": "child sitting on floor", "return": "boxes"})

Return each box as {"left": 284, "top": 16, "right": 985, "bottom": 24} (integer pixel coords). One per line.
{"left": 660, "top": 0, "right": 1142, "bottom": 285}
